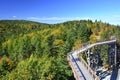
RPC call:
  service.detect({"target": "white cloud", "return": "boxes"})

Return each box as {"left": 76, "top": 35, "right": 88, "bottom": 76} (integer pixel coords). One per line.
{"left": 27, "top": 16, "right": 120, "bottom": 25}
{"left": 113, "top": 15, "right": 120, "bottom": 18}
{"left": 27, "top": 16, "right": 97, "bottom": 24}
{"left": 28, "top": 17, "right": 69, "bottom": 21}
{"left": 27, "top": 17, "right": 93, "bottom": 21}
{"left": 99, "top": 15, "right": 120, "bottom": 25}
{"left": 12, "top": 16, "right": 16, "bottom": 18}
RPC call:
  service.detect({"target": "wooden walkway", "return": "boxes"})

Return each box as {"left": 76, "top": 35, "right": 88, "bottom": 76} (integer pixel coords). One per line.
{"left": 68, "top": 53, "right": 99, "bottom": 80}
{"left": 67, "top": 40, "right": 117, "bottom": 80}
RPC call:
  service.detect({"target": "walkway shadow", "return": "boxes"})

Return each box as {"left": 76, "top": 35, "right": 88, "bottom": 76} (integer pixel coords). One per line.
{"left": 110, "top": 67, "right": 118, "bottom": 80}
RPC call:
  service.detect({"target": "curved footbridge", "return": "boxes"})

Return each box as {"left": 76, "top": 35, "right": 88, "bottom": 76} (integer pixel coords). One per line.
{"left": 67, "top": 40, "right": 117, "bottom": 80}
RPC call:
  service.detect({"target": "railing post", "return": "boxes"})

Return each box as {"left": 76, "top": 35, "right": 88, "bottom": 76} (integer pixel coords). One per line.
{"left": 87, "top": 49, "right": 91, "bottom": 66}
{"left": 115, "top": 42, "right": 117, "bottom": 67}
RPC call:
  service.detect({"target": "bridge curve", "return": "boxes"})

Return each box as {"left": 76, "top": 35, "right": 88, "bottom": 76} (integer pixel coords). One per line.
{"left": 68, "top": 39, "right": 117, "bottom": 80}
{"left": 73, "top": 39, "right": 116, "bottom": 56}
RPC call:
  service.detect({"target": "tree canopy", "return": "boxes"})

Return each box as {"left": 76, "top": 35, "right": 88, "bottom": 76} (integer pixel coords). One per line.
{"left": 0, "top": 20, "right": 120, "bottom": 79}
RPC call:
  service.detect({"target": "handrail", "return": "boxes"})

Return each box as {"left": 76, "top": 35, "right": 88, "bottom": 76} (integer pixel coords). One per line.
{"left": 80, "top": 56, "right": 100, "bottom": 80}
{"left": 74, "top": 40, "right": 116, "bottom": 55}
{"left": 70, "top": 54, "right": 86, "bottom": 80}
{"left": 67, "top": 54, "right": 86, "bottom": 80}
{"left": 116, "top": 69, "right": 120, "bottom": 80}
{"left": 68, "top": 40, "right": 117, "bottom": 80}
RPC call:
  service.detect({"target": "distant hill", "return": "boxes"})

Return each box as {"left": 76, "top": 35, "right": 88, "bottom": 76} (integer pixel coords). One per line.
{"left": 0, "top": 20, "right": 50, "bottom": 43}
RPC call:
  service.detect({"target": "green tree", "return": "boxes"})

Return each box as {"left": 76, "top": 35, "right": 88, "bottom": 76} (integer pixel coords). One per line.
{"left": 100, "top": 45, "right": 108, "bottom": 66}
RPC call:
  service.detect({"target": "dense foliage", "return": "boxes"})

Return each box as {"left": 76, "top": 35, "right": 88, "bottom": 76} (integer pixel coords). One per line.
{"left": 0, "top": 20, "right": 120, "bottom": 79}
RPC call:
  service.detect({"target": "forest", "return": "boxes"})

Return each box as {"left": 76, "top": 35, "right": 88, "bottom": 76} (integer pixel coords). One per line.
{"left": 0, "top": 20, "right": 120, "bottom": 80}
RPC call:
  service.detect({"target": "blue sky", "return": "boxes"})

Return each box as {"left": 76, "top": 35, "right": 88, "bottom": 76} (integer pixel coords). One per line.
{"left": 0, "top": 0, "right": 120, "bottom": 25}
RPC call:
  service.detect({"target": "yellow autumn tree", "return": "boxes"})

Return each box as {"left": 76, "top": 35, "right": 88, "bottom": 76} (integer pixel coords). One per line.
{"left": 72, "top": 39, "right": 82, "bottom": 50}
{"left": 2, "top": 39, "right": 11, "bottom": 47}
{"left": 54, "top": 39, "right": 64, "bottom": 46}
{"left": 51, "top": 29, "right": 61, "bottom": 36}
{"left": 90, "top": 34, "right": 97, "bottom": 43}
{"left": 27, "top": 32, "right": 35, "bottom": 37}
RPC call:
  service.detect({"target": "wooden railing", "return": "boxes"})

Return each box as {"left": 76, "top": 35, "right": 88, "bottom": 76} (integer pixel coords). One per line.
{"left": 67, "top": 55, "right": 85, "bottom": 80}
{"left": 68, "top": 40, "right": 117, "bottom": 80}
{"left": 79, "top": 56, "right": 100, "bottom": 80}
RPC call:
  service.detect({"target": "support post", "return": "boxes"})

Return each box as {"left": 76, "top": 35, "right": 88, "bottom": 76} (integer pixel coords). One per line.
{"left": 115, "top": 43, "right": 117, "bottom": 67}
{"left": 87, "top": 49, "right": 90, "bottom": 66}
